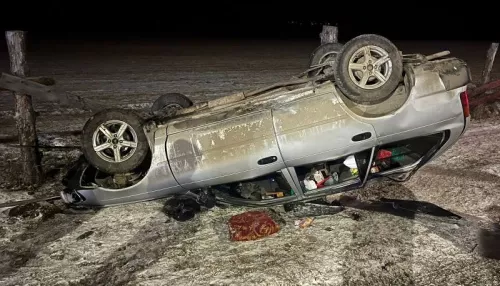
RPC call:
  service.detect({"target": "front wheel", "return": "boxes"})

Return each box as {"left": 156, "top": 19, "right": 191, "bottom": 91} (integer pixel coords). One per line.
{"left": 81, "top": 108, "right": 150, "bottom": 174}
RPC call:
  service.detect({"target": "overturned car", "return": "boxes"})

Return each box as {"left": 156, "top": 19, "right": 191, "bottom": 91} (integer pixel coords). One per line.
{"left": 61, "top": 34, "right": 472, "bottom": 208}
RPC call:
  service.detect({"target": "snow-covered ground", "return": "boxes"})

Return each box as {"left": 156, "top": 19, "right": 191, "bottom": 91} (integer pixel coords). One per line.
{"left": 0, "top": 39, "right": 499, "bottom": 285}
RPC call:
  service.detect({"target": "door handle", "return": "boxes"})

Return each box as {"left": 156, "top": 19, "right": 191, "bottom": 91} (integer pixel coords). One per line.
{"left": 258, "top": 156, "right": 278, "bottom": 165}
{"left": 352, "top": 132, "right": 372, "bottom": 142}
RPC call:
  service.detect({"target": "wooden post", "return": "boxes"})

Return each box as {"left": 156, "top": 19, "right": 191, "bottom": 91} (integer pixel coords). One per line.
{"left": 481, "top": 42, "right": 499, "bottom": 85}
{"left": 5, "top": 31, "right": 42, "bottom": 186}
{"left": 320, "top": 25, "right": 338, "bottom": 45}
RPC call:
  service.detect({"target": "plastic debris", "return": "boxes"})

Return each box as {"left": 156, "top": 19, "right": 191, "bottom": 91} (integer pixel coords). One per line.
{"left": 376, "top": 149, "right": 392, "bottom": 160}
{"left": 343, "top": 155, "right": 357, "bottom": 169}
{"left": 370, "top": 166, "right": 380, "bottom": 173}
{"left": 313, "top": 170, "right": 325, "bottom": 182}
{"left": 350, "top": 168, "right": 358, "bottom": 176}
{"left": 295, "top": 217, "right": 315, "bottom": 229}
{"left": 304, "top": 179, "right": 318, "bottom": 190}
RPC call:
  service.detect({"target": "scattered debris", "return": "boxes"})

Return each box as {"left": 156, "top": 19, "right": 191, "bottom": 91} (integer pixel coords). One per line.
{"left": 349, "top": 212, "right": 362, "bottom": 221}
{"left": 295, "top": 217, "right": 314, "bottom": 229}
{"left": 285, "top": 202, "right": 344, "bottom": 218}
{"left": 7, "top": 202, "right": 41, "bottom": 219}
{"left": 238, "top": 182, "right": 266, "bottom": 200}
{"left": 301, "top": 156, "right": 356, "bottom": 192}
{"left": 163, "top": 196, "right": 201, "bottom": 222}
{"left": 76, "top": 230, "right": 94, "bottom": 240}
{"left": 381, "top": 261, "right": 395, "bottom": 271}
{"left": 228, "top": 211, "right": 280, "bottom": 241}
{"left": 49, "top": 250, "right": 65, "bottom": 261}
{"left": 7, "top": 201, "right": 63, "bottom": 220}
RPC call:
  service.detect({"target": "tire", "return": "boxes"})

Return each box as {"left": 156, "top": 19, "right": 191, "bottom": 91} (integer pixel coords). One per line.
{"left": 151, "top": 93, "right": 193, "bottom": 117}
{"left": 308, "top": 43, "right": 344, "bottom": 78}
{"left": 333, "top": 34, "right": 403, "bottom": 104}
{"left": 81, "top": 108, "right": 149, "bottom": 174}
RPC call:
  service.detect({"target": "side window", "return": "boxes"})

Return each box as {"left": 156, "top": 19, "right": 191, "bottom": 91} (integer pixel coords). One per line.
{"left": 293, "top": 149, "right": 372, "bottom": 194}
{"left": 209, "top": 170, "right": 294, "bottom": 201}
{"left": 369, "top": 132, "right": 445, "bottom": 174}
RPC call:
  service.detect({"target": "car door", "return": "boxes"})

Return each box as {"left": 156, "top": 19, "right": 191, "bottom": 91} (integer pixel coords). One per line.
{"left": 165, "top": 107, "right": 286, "bottom": 190}
{"left": 365, "top": 131, "right": 447, "bottom": 181}
{"left": 270, "top": 84, "right": 378, "bottom": 197}
{"left": 271, "top": 84, "right": 377, "bottom": 169}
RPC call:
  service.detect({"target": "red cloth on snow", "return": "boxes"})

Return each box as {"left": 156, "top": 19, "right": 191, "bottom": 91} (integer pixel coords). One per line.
{"left": 228, "top": 211, "right": 280, "bottom": 241}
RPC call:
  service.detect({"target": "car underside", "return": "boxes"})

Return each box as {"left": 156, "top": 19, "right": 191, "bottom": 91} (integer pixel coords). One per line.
{"left": 60, "top": 34, "right": 472, "bottom": 209}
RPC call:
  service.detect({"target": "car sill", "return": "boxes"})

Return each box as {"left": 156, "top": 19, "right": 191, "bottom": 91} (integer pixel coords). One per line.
{"left": 303, "top": 178, "right": 361, "bottom": 197}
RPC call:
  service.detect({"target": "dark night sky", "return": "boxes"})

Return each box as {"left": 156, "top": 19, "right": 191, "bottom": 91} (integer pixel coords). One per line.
{"left": 0, "top": 2, "right": 498, "bottom": 42}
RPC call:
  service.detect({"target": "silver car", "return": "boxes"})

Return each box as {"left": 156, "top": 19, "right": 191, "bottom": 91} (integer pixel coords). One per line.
{"left": 60, "top": 34, "right": 472, "bottom": 208}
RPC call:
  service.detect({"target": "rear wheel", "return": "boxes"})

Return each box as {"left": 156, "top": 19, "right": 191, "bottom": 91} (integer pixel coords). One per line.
{"left": 81, "top": 108, "right": 149, "bottom": 174}
{"left": 151, "top": 93, "right": 193, "bottom": 117}
{"left": 308, "top": 43, "right": 344, "bottom": 78}
{"left": 333, "top": 34, "right": 403, "bottom": 104}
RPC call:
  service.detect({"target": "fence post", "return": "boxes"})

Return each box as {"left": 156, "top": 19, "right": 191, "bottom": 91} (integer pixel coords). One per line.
{"left": 319, "top": 25, "right": 338, "bottom": 44}
{"left": 481, "top": 42, "right": 499, "bottom": 85}
{"left": 5, "top": 30, "right": 42, "bottom": 186}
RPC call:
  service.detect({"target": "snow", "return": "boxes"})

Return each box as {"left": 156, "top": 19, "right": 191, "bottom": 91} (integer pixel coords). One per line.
{"left": 0, "top": 39, "right": 500, "bottom": 285}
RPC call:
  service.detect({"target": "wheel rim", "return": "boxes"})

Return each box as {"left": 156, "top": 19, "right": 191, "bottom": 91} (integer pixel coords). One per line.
{"left": 162, "top": 103, "right": 183, "bottom": 116}
{"left": 347, "top": 45, "right": 393, "bottom": 90}
{"left": 92, "top": 120, "right": 138, "bottom": 163}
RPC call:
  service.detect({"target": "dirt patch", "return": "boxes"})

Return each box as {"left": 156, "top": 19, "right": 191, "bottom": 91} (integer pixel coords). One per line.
{"left": 7, "top": 201, "right": 63, "bottom": 220}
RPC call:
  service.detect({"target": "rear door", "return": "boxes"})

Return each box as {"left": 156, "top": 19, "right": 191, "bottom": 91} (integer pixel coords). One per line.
{"left": 366, "top": 131, "right": 446, "bottom": 181}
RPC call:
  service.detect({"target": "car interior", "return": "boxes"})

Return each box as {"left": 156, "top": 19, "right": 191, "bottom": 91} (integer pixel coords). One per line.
{"left": 209, "top": 131, "right": 446, "bottom": 202}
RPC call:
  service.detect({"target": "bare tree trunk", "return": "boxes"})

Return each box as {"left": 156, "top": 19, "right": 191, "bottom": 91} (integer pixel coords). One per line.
{"left": 320, "top": 25, "right": 338, "bottom": 45}
{"left": 481, "top": 43, "right": 499, "bottom": 85}
{"left": 5, "top": 31, "right": 42, "bottom": 186}
{"left": 469, "top": 78, "right": 500, "bottom": 97}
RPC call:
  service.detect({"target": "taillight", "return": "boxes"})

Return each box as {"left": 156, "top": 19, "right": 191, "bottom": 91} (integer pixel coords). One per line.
{"left": 460, "top": 90, "right": 470, "bottom": 118}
